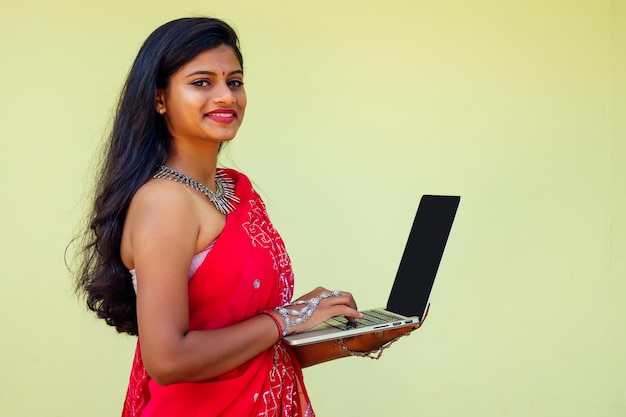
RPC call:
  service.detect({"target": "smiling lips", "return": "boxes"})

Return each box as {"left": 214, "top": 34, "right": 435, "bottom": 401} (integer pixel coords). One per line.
{"left": 205, "top": 109, "right": 237, "bottom": 123}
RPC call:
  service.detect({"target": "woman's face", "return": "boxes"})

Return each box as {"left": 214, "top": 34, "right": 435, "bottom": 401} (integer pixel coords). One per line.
{"left": 157, "top": 45, "right": 246, "bottom": 146}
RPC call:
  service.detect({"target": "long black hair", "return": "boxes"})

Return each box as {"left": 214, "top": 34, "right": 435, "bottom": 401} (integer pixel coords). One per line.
{"left": 75, "top": 17, "right": 243, "bottom": 335}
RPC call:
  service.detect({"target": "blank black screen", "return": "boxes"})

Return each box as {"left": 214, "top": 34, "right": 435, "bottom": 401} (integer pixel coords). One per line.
{"left": 386, "top": 195, "right": 460, "bottom": 318}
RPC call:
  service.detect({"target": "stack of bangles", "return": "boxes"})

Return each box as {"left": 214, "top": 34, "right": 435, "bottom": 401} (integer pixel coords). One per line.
{"left": 262, "top": 290, "right": 342, "bottom": 342}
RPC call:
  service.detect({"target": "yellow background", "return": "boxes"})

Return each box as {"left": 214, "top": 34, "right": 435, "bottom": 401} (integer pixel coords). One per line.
{"left": 1, "top": 1, "right": 624, "bottom": 416}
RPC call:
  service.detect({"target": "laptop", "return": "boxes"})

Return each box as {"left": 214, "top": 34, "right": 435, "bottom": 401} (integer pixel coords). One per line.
{"left": 283, "top": 195, "right": 460, "bottom": 346}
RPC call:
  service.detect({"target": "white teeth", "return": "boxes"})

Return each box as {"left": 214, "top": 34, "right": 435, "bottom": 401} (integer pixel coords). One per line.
{"left": 210, "top": 113, "right": 234, "bottom": 117}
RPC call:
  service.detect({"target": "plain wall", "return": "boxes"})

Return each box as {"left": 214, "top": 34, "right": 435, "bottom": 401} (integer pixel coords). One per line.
{"left": 1, "top": 1, "right": 624, "bottom": 416}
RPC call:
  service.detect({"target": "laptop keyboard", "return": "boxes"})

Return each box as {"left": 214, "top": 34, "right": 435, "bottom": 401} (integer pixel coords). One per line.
{"left": 311, "top": 309, "right": 405, "bottom": 331}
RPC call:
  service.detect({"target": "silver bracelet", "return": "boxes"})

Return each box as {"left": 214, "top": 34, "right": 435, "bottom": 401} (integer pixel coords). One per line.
{"left": 278, "top": 290, "right": 342, "bottom": 336}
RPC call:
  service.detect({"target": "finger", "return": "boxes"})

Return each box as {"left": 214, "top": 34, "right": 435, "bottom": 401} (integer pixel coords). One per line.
{"left": 338, "top": 291, "right": 358, "bottom": 311}
{"left": 324, "top": 291, "right": 358, "bottom": 309}
{"left": 313, "top": 298, "right": 360, "bottom": 318}
{"left": 326, "top": 304, "right": 362, "bottom": 321}
{"left": 320, "top": 297, "right": 362, "bottom": 319}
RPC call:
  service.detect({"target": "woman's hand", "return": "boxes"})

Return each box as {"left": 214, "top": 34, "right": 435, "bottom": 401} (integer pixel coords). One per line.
{"left": 277, "top": 287, "right": 362, "bottom": 335}
{"left": 292, "top": 324, "right": 419, "bottom": 368}
{"left": 292, "top": 306, "right": 428, "bottom": 368}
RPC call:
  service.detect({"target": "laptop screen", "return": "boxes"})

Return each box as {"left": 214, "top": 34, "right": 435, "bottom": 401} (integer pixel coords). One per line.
{"left": 386, "top": 195, "right": 460, "bottom": 318}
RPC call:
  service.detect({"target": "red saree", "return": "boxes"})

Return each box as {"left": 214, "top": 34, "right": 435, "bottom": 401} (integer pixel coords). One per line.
{"left": 122, "top": 169, "right": 314, "bottom": 417}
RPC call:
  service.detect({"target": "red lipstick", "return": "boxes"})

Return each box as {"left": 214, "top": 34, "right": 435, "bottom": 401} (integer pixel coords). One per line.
{"left": 205, "top": 109, "right": 237, "bottom": 123}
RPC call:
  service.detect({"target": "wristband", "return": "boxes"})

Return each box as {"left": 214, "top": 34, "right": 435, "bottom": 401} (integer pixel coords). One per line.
{"left": 261, "top": 310, "right": 283, "bottom": 344}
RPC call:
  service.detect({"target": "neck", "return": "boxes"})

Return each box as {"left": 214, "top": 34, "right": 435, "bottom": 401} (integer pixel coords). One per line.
{"left": 165, "top": 140, "right": 221, "bottom": 186}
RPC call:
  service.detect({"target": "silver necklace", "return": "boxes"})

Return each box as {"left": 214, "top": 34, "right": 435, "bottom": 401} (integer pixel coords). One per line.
{"left": 153, "top": 165, "right": 240, "bottom": 214}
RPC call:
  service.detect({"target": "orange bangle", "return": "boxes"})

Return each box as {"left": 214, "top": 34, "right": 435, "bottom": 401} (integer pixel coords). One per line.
{"left": 262, "top": 310, "right": 283, "bottom": 344}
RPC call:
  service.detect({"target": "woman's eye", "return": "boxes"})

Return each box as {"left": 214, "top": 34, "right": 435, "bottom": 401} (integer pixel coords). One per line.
{"left": 228, "top": 79, "right": 244, "bottom": 88}
{"left": 191, "top": 79, "right": 210, "bottom": 87}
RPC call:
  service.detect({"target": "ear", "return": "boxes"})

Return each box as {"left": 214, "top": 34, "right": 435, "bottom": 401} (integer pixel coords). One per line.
{"left": 155, "top": 89, "right": 166, "bottom": 115}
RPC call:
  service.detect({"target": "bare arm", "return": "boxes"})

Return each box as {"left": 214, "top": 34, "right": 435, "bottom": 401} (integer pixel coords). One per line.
{"left": 123, "top": 182, "right": 361, "bottom": 385}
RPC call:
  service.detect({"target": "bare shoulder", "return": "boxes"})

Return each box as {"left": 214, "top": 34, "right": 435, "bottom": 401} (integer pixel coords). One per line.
{"left": 132, "top": 178, "right": 195, "bottom": 212}
{"left": 127, "top": 178, "right": 202, "bottom": 231}
{"left": 121, "top": 179, "right": 200, "bottom": 268}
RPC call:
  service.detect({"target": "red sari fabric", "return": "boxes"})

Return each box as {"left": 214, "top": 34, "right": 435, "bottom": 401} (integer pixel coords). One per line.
{"left": 121, "top": 169, "right": 314, "bottom": 417}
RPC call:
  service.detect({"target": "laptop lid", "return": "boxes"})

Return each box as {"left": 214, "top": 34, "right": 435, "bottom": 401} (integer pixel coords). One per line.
{"left": 386, "top": 195, "right": 460, "bottom": 319}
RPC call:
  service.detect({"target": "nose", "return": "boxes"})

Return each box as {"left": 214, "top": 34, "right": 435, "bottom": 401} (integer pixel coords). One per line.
{"left": 213, "top": 82, "right": 236, "bottom": 105}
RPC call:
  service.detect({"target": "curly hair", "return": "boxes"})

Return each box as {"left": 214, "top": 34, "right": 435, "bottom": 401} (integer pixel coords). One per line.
{"left": 74, "top": 17, "right": 243, "bottom": 335}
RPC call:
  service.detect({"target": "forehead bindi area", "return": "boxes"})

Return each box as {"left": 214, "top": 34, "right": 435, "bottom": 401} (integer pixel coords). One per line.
{"left": 182, "top": 69, "right": 243, "bottom": 79}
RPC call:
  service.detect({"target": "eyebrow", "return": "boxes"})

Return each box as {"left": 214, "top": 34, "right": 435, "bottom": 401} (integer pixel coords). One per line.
{"left": 184, "top": 69, "right": 244, "bottom": 78}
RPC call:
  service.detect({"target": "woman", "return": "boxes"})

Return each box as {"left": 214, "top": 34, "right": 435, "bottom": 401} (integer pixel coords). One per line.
{"left": 76, "top": 17, "right": 415, "bottom": 417}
